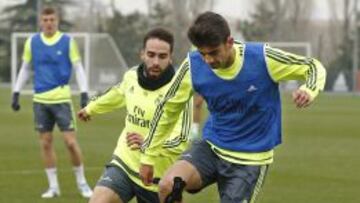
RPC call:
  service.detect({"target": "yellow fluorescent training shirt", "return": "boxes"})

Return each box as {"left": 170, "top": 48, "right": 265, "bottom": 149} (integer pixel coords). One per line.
{"left": 85, "top": 67, "right": 192, "bottom": 191}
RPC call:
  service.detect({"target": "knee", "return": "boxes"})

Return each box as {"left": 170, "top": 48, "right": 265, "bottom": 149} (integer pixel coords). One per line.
{"left": 158, "top": 177, "right": 174, "bottom": 197}
{"left": 42, "top": 143, "right": 52, "bottom": 151}
{"left": 41, "top": 138, "right": 53, "bottom": 151}
{"left": 88, "top": 193, "right": 102, "bottom": 203}
{"left": 89, "top": 186, "right": 121, "bottom": 203}
{"left": 64, "top": 139, "right": 78, "bottom": 150}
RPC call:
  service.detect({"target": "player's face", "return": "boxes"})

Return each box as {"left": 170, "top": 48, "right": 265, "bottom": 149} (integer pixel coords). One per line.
{"left": 141, "top": 38, "right": 172, "bottom": 79}
{"left": 40, "top": 14, "right": 59, "bottom": 37}
{"left": 198, "top": 37, "right": 234, "bottom": 69}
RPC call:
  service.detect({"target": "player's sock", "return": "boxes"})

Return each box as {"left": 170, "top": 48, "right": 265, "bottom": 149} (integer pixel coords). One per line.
{"left": 73, "top": 164, "right": 87, "bottom": 185}
{"left": 45, "top": 167, "right": 59, "bottom": 189}
{"left": 73, "top": 165, "right": 93, "bottom": 198}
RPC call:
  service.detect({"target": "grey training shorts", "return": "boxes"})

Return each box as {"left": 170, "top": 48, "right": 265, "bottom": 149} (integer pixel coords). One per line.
{"left": 97, "top": 165, "right": 159, "bottom": 203}
{"left": 33, "top": 102, "right": 75, "bottom": 132}
{"left": 181, "top": 140, "right": 269, "bottom": 203}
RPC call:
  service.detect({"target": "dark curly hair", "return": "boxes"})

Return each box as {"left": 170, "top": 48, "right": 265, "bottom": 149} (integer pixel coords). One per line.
{"left": 188, "top": 11, "right": 230, "bottom": 48}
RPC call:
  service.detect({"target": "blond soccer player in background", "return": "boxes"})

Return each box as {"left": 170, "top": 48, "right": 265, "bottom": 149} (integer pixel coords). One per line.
{"left": 11, "top": 7, "right": 92, "bottom": 198}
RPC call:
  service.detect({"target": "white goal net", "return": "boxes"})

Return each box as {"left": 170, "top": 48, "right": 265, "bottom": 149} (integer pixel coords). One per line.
{"left": 11, "top": 32, "right": 128, "bottom": 94}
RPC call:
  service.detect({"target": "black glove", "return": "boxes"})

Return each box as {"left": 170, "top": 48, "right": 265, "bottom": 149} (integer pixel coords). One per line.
{"left": 80, "top": 92, "right": 89, "bottom": 108}
{"left": 11, "top": 92, "right": 20, "bottom": 111}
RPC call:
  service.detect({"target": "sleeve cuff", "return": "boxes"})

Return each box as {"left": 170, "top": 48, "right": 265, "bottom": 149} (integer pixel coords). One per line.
{"left": 84, "top": 106, "right": 93, "bottom": 115}
{"left": 299, "top": 85, "right": 319, "bottom": 101}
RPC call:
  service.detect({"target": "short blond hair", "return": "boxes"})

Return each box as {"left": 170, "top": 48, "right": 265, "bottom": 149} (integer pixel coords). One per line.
{"left": 41, "top": 7, "right": 58, "bottom": 16}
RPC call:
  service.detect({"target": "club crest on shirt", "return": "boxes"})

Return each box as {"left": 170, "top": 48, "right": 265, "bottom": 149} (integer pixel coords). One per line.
{"left": 128, "top": 86, "right": 134, "bottom": 94}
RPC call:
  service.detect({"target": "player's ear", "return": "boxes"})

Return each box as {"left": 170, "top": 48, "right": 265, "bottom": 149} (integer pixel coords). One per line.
{"left": 226, "top": 37, "right": 234, "bottom": 48}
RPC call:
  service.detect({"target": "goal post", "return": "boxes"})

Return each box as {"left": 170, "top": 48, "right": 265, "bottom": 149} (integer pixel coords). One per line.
{"left": 11, "top": 32, "right": 128, "bottom": 95}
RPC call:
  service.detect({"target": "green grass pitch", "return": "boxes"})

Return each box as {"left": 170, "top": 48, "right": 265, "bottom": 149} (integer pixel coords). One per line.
{"left": 0, "top": 86, "right": 359, "bottom": 203}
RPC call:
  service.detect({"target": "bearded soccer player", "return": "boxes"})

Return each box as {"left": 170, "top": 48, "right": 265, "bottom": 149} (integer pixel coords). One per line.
{"left": 139, "top": 12, "right": 326, "bottom": 203}
{"left": 78, "top": 28, "right": 192, "bottom": 203}
{"left": 11, "top": 7, "right": 92, "bottom": 198}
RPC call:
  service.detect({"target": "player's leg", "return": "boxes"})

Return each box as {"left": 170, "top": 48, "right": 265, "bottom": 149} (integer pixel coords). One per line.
{"left": 90, "top": 165, "right": 136, "bottom": 203}
{"left": 39, "top": 131, "right": 61, "bottom": 198}
{"left": 217, "top": 162, "right": 269, "bottom": 203}
{"left": 158, "top": 140, "right": 217, "bottom": 203}
{"left": 90, "top": 186, "right": 123, "bottom": 203}
{"left": 158, "top": 160, "right": 199, "bottom": 203}
{"left": 39, "top": 132, "right": 56, "bottom": 168}
{"left": 53, "top": 102, "right": 92, "bottom": 198}
{"left": 133, "top": 182, "right": 159, "bottom": 203}
{"left": 53, "top": 102, "right": 82, "bottom": 166}
{"left": 34, "top": 102, "right": 60, "bottom": 198}
{"left": 62, "top": 130, "right": 93, "bottom": 198}
{"left": 62, "top": 130, "right": 82, "bottom": 167}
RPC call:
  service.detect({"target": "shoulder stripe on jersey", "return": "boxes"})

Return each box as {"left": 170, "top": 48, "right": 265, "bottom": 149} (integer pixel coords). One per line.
{"left": 89, "top": 86, "right": 113, "bottom": 102}
{"left": 89, "top": 68, "right": 135, "bottom": 102}
{"left": 266, "top": 48, "right": 317, "bottom": 91}
{"left": 142, "top": 62, "right": 190, "bottom": 150}
{"left": 306, "top": 62, "right": 317, "bottom": 90}
{"left": 89, "top": 82, "right": 121, "bottom": 102}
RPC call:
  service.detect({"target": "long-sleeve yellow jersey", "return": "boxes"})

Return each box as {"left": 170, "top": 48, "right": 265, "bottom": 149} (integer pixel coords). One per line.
{"left": 85, "top": 66, "right": 192, "bottom": 191}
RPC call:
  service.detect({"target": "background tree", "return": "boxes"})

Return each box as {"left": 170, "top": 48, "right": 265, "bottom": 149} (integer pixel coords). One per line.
{"left": 237, "top": 0, "right": 314, "bottom": 42}
{"left": 104, "top": 8, "right": 149, "bottom": 67}
{"left": 0, "top": 0, "right": 74, "bottom": 82}
{"left": 169, "top": 0, "right": 216, "bottom": 65}
{"left": 102, "top": 0, "right": 217, "bottom": 68}
{"left": 325, "top": 0, "right": 358, "bottom": 91}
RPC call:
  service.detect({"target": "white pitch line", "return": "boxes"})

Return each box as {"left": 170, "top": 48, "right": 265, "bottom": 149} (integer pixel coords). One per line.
{"left": 0, "top": 166, "right": 103, "bottom": 175}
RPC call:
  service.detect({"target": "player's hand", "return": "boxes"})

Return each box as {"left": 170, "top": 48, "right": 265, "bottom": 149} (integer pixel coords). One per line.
{"left": 292, "top": 89, "right": 312, "bottom": 108}
{"left": 126, "top": 132, "right": 143, "bottom": 150}
{"left": 11, "top": 92, "right": 20, "bottom": 112}
{"left": 77, "top": 109, "right": 91, "bottom": 122}
{"left": 80, "top": 92, "right": 89, "bottom": 108}
{"left": 140, "top": 164, "right": 154, "bottom": 186}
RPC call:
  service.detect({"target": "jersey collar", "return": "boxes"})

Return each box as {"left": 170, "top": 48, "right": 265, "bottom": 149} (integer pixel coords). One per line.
{"left": 137, "top": 63, "right": 175, "bottom": 91}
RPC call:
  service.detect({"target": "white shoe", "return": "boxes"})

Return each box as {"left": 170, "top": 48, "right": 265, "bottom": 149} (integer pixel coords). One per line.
{"left": 78, "top": 183, "right": 93, "bottom": 198}
{"left": 41, "top": 188, "right": 60, "bottom": 198}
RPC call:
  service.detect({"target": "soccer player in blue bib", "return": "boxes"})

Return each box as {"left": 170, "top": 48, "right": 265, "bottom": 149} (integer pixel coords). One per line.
{"left": 11, "top": 7, "right": 92, "bottom": 198}
{"left": 139, "top": 12, "right": 326, "bottom": 203}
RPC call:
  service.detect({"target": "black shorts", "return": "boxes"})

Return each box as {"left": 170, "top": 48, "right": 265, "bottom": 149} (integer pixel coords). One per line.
{"left": 97, "top": 165, "right": 159, "bottom": 203}
{"left": 33, "top": 102, "right": 75, "bottom": 132}
{"left": 181, "top": 140, "right": 269, "bottom": 203}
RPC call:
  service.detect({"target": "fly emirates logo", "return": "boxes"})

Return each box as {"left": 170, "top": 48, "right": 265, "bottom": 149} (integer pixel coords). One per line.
{"left": 127, "top": 105, "right": 150, "bottom": 128}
